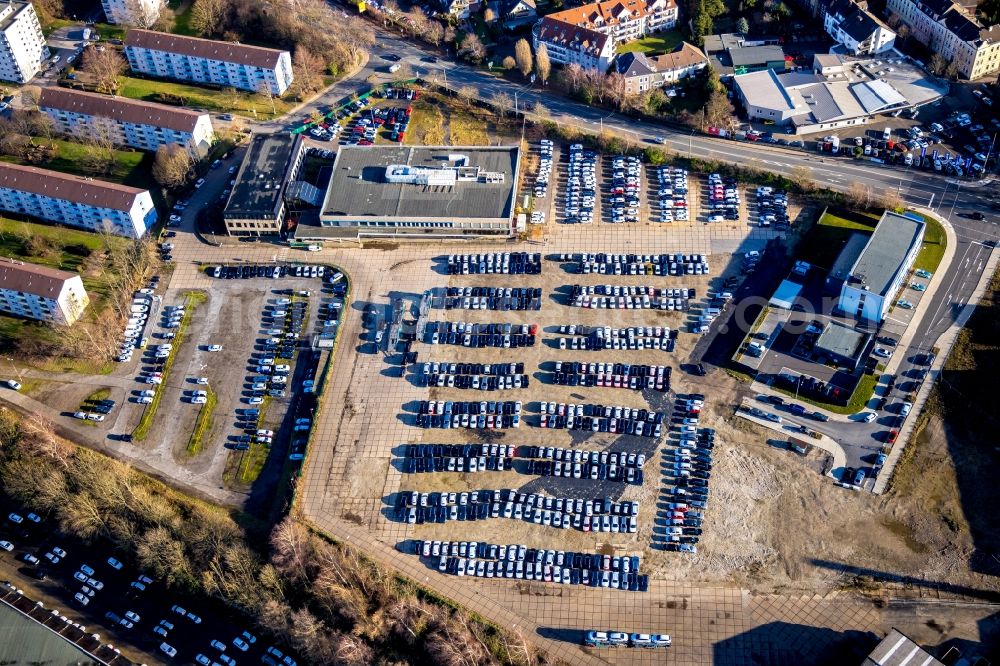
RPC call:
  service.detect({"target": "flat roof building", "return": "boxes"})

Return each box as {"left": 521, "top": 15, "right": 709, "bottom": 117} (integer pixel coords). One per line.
{"left": 314, "top": 146, "right": 521, "bottom": 239}
{"left": 729, "top": 44, "right": 787, "bottom": 73}
{"left": 0, "top": 162, "right": 154, "bottom": 238}
{"left": 39, "top": 87, "right": 214, "bottom": 156}
{"left": 862, "top": 628, "right": 944, "bottom": 666}
{"left": 815, "top": 320, "right": 869, "bottom": 367}
{"left": 0, "top": 257, "right": 90, "bottom": 325}
{"left": 223, "top": 133, "right": 305, "bottom": 237}
{"left": 838, "top": 211, "right": 925, "bottom": 323}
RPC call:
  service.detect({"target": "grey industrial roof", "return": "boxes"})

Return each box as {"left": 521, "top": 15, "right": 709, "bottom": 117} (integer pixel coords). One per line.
{"left": 815, "top": 320, "right": 867, "bottom": 360}
{"left": 853, "top": 79, "right": 906, "bottom": 113}
{"left": 729, "top": 45, "right": 785, "bottom": 67}
{"left": 829, "top": 231, "right": 871, "bottom": 276}
{"left": 862, "top": 628, "right": 944, "bottom": 666}
{"left": 322, "top": 146, "right": 519, "bottom": 222}
{"left": 0, "top": 601, "right": 95, "bottom": 665}
{"left": 847, "top": 211, "right": 924, "bottom": 297}
{"left": 224, "top": 133, "right": 302, "bottom": 220}
{"left": 735, "top": 69, "right": 796, "bottom": 112}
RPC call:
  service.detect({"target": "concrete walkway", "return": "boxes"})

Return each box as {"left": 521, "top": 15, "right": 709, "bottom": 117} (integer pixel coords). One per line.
{"left": 735, "top": 399, "right": 846, "bottom": 477}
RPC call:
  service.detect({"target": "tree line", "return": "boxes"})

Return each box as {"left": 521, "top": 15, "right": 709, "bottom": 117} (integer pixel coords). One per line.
{"left": 0, "top": 409, "right": 555, "bottom": 666}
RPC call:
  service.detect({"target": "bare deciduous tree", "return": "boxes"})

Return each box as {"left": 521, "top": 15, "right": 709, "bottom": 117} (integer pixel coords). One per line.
{"left": 535, "top": 43, "right": 551, "bottom": 83}
{"left": 292, "top": 47, "right": 325, "bottom": 97}
{"left": 458, "top": 33, "right": 487, "bottom": 64}
{"left": 152, "top": 143, "right": 194, "bottom": 189}
{"left": 456, "top": 85, "right": 477, "bottom": 109}
{"left": 80, "top": 46, "right": 126, "bottom": 94}
{"left": 514, "top": 38, "right": 533, "bottom": 78}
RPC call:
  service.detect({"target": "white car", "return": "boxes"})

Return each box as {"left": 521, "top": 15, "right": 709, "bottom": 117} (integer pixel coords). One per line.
{"left": 72, "top": 411, "right": 87, "bottom": 419}
{"left": 138, "top": 396, "right": 153, "bottom": 404}
{"left": 306, "top": 244, "right": 322, "bottom": 252}
{"left": 194, "top": 178, "right": 206, "bottom": 188}
{"left": 191, "top": 396, "right": 208, "bottom": 405}
{"left": 862, "top": 412, "right": 878, "bottom": 423}
{"left": 169, "top": 214, "right": 182, "bottom": 223}
{"left": 160, "top": 643, "right": 177, "bottom": 658}
{"left": 108, "top": 557, "right": 124, "bottom": 570}
{"left": 73, "top": 592, "right": 90, "bottom": 605}
{"left": 2, "top": 379, "right": 21, "bottom": 391}
{"left": 207, "top": 344, "right": 223, "bottom": 352}
{"left": 195, "top": 377, "right": 209, "bottom": 385}
{"left": 86, "top": 413, "right": 105, "bottom": 422}
{"left": 0, "top": 540, "right": 12, "bottom": 551}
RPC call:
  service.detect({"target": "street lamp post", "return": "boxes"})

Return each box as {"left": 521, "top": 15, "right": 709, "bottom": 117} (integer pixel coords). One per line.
{"left": 4, "top": 357, "right": 23, "bottom": 382}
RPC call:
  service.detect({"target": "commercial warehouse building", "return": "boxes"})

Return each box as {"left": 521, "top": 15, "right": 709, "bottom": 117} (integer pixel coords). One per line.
{"left": 39, "top": 88, "right": 215, "bottom": 156}
{"left": 0, "top": 1, "right": 48, "bottom": 84}
{"left": 836, "top": 211, "right": 924, "bottom": 323}
{"left": 223, "top": 133, "right": 305, "bottom": 237}
{"left": 0, "top": 162, "right": 155, "bottom": 238}
{"left": 314, "top": 146, "right": 521, "bottom": 239}
{"left": 125, "top": 29, "right": 293, "bottom": 95}
{"left": 0, "top": 257, "right": 90, "bottom": 325}
{"left": 733, "top": 53, "right": 944, "bottom": 135}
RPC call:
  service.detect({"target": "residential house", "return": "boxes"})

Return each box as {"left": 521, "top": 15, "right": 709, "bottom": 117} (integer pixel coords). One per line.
{"left": 823, "top": 0, "right": 896, "bottom": 54}
{"left": 0, "top": 257, "right": 89, "bottom": 325}
{"left": 615, "top": 42, "right": 709, "bottom": 94}
{"left": 39, "top": 87, "right": 215, "bottom": 156}
{"left": 885, "top": 0, "right": 1000, "bottom": 79}
{"left": 532, "top": 0, "right": 678, "bottom": 71}
{"left": 124, "top": 29, "right": 294, "bottom": 95}
{"left": 101, "top": 0, "right": 164, "bottom": 26}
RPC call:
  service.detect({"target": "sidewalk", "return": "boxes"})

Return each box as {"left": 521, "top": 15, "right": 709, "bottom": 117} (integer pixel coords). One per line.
{"left": 873, "top": 232, "right": 998, "bottom": 494}
{"left": 735, "top": 399, "right": 845, "bottom": 476}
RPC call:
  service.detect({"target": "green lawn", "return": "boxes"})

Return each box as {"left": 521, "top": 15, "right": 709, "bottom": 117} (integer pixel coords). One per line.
{"left": 168, "top": 0, "right": 199, "bottom": 36}
{"left": 118, "top": 76, "right": 293, "bottom": 120}
{"left": 772, "top": 372, "right": 879, "bottom": 415}
{"left": 796, "top": 209, "right": 879, "bottom": 270}
{"left": 912, "top": 214, "right": 946, "bottom": 274}
{"left": 186, "top": 386, "right": 217, "bottom": 455}
{"left": 616, "top": 29, "right": 684, "bottom": 55}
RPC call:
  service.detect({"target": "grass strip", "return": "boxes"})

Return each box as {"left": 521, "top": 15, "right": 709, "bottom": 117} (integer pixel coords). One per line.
{"left": 185, "top": 385, "right": 217, "bottom": 455}
{"left": 133, "top": 291, "right": 206, "bottom": 441}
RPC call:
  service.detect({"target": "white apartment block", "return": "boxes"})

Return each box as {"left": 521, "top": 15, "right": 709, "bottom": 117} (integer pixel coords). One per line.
{"left": 39, "top": 87, "right": 214, "bottom": 156}
{"left": 0, "top": 162, "right": 155, "bottom": 238}
{"left": 533, "top": 0, "right": 678, "bottom": 70}
{"left": 0, "top": 257, "right": 90, "bottom": 325}
{"left": 101, "top": 0, "right": 164, "bottom": 27}
{"left": 886, "top": 0, "right": 1000, "bottom": 79}
{"left": 125, "top": 29, "right": 294, "bottom": 95}
{"left": 0, "top": 1, "right": 48, "bottom": 84}
{"left": 823, "top": 0, "right": 896, "bottom": 55}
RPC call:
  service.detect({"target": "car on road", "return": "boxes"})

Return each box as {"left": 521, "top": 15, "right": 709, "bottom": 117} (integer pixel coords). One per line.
{"left": 194, "top": 178, "right": 205, "bottom": 188}
{"left": 2, "top": 379, "right": 21, "bottom": 390}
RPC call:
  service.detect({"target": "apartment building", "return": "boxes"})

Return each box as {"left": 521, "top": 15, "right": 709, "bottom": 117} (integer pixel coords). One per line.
{"left": 615, "top": 42, "right": 708, "bottom": 94}
{"left": 0, "top": 257, "right": 90, "bottom": 325}
{"left": 823, "top": 0, "right": 896, "bottom": 54}
{"left": 0, "top": 162, "right": 155, "bottom": 238}
{"left": 39, "top": 88, "right": 214, "bottom": 156}
{"left": 532, "top": 0, "right": 678, "bottom": 70}
{"left": 125, "top": 29, "right": 294, "bottom": 95}
{"left": 0, "top": 1, "right": 48, "bottom": 83}
{"left": 101, "top": 0, "right": 164, "bottom": 26}
{"left": 886, "top": 0, "right": 1000, "bottom": 79}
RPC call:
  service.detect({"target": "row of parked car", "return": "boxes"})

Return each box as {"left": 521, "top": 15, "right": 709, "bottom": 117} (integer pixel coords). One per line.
{"left": 426, "top": 326, "right": 536, "bottom": 348}
{"left": 532, "top": 139, "right": 553, "bottom": 203}
{"left": 549, "top": 361, "right": 671, "bottom": 392}
{"left": 445, "top": 252, "right": 542, "bottom": 275}
{"left": 562, "top": 143, "right": 597, "bottom": 224}
{"left": 209, "top": 264, "right": 332, "bottom": 280}
{"left": 705, "top": 173, "right": 740, "bottom": 223}
{"left": 538, "top": 402, "right": 664, "bottom": 438}
{"left": 660, "top": 396, "right": 713, "bottom": 553}
{"left": 655, "top": 166, "right": 690, "bottom": 223}
{"left": 568, "top": 285, "right": 693, "bottom": 311}
{"left": 433, "top": 286, "right": 543, "bottom": 311}
{"left": 416, "top": 400, "right": 522, "bottom": 429}
{"left": 525, "top": 459, "right": 645, "bottom": 485}
{"left": 420, "top": 372, "right": 530, "bottom": 390}
{"left": 554, "top": 333, "right": 675, "bottom": 352}
{"left": 401, "top": 456, "right": 513, "bottom": 473}
{"left": 419, "top": 540, "right": 650, "bottom": 591}
{"left": 585, "top": 631, "right": 671, "bottom": 648}
{"left": 755, "top": 186, "right": 789, "bottom": 229}
{"left": 117, "top": 285, "right": 158, "bottom": 363}
{"left": 566, "top": 254, "right": 709, "bottom": 276}
{"left": 398, "top": 495, "right": 639, "bottom": 530}
{"left": 607, "top": 155, "right": 643, "bottom": 223}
